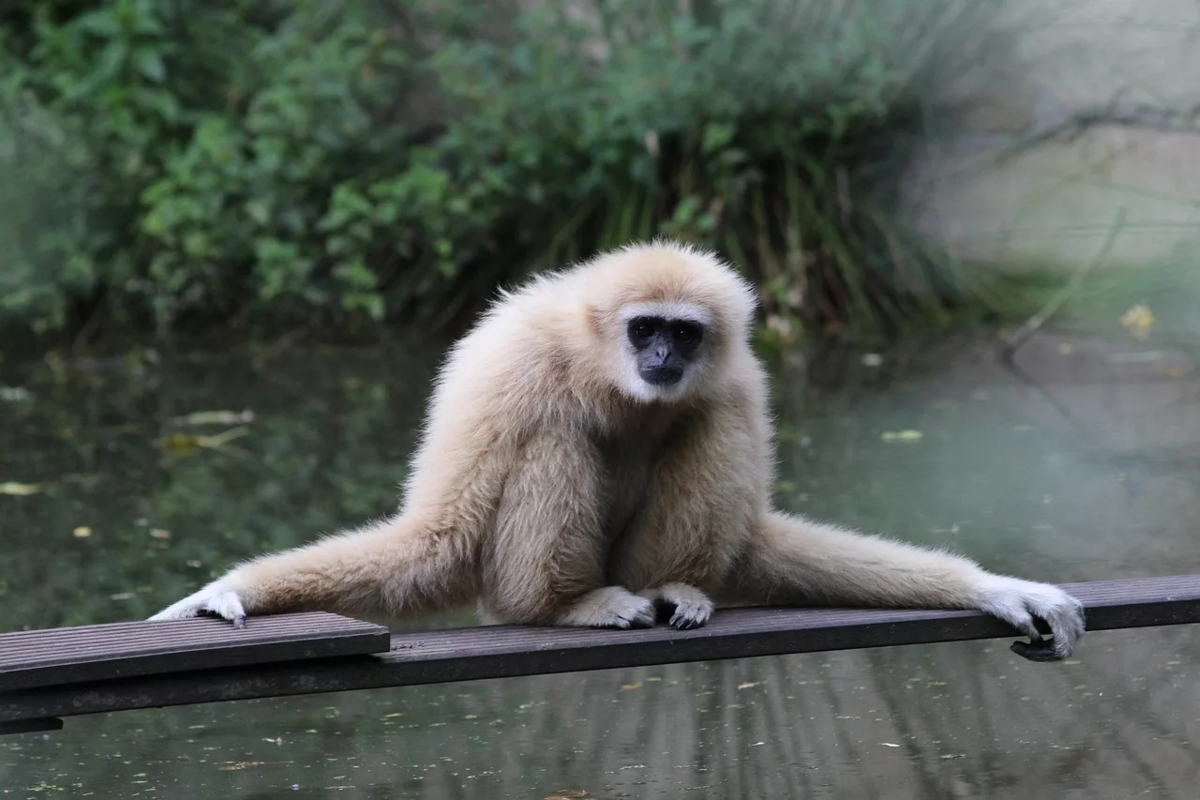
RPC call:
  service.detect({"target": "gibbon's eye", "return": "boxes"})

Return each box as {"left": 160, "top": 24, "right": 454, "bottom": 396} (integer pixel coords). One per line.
{"left": 627, "top": 317, "right": 659, "bottom": 345}
{"left": 674, "top": 322, "right": 703, "bottom": 346}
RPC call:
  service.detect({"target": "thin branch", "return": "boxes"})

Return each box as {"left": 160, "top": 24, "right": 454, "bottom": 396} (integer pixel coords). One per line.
{"left": 1000, "top": 207, "right": 1127, "bottom": 363}
{"left": 995, "top": 95, "right": 1200, "bottom": 165}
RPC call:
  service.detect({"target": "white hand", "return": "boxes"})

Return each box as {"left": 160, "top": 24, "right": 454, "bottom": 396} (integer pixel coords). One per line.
{"left": 975, "top": 574, "right": 1086, "bottom": 660}
{"left": 148, "top": 579, "right": 248, "bottom": 628}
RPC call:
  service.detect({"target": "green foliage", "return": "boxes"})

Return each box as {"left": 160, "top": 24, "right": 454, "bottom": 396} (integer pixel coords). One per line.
{"left": 0, "top": 0, "right": 999, "bottom": 347}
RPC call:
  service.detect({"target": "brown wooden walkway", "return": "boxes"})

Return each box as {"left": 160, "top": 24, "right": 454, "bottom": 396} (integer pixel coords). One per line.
{"left": 3, "top": 574, "right": 1199, "bottom": 736}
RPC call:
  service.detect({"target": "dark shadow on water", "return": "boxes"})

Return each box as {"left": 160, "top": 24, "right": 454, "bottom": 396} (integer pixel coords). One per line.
{"left": 1, "top": 330, "right": 1198, "bottom": 798}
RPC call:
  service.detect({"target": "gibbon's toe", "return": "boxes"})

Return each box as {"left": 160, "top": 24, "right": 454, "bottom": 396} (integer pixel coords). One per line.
{"left": 642, "top": 583, "right": 714, "bottom": 630}
{"left": 624, "top": 599, "right": 658, "bottom": 629}
{"left": 557, "top": 586, "right": 657, "bottom": 629}
{"left": 669, "top": 604, "right": 708, "bottom": 630}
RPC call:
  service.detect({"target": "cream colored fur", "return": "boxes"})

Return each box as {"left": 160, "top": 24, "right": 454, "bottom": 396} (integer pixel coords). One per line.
{"left": 150, "top": 241, "right": 1085, "bottom": 658}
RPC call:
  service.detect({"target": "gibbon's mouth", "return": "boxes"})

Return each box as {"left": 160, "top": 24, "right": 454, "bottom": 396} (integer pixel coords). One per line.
{"left": 640, "top": 366, "right": 684, "bottom": 386}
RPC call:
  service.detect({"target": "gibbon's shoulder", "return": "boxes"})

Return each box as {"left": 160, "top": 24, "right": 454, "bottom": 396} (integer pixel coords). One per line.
{"left": 430, "top": 270, "right": 588, "bottom": 422}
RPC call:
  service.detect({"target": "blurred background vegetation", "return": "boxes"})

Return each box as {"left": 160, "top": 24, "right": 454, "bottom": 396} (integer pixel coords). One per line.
{"left": 0, "top": 0, "right": 1024, "bottom": 354}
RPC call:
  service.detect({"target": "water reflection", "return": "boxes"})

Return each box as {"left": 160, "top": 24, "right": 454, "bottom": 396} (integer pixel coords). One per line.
{"left": 1, "top": 330, "right": 1198, "bottom": 798}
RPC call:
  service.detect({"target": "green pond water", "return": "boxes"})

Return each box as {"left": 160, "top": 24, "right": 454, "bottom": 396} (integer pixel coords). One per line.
{"left": 1, "top": 329, "right": 1198, "bottom": 799}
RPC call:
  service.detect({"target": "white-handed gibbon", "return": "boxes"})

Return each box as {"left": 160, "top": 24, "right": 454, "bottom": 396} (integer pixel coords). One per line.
{"left": 150, "top": 241, "right": 1085, "bottom": 660}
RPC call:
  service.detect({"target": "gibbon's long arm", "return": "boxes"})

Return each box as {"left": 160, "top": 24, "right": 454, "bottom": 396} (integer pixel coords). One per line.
{"left": 148, "top": 516, "right": 479, "bottom": 627}
{"left": 725, "top": 512, "right": 1086, "bottom": 660}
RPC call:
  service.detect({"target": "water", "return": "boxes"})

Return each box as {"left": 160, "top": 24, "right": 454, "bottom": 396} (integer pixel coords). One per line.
{"left": 1, "top": 330, "right": 1198, "bottom": 798}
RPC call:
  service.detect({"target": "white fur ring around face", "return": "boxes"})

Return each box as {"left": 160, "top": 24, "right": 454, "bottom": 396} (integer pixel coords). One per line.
{"left": 147, "top": 579, "right": 248, "bottom": 628}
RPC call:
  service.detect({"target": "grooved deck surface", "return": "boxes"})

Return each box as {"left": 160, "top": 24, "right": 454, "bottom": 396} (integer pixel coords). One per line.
{"left": 365, "top": 574, "right": 1200, "bottom": 680}
{"left": 0, "top": 613, "right": 391, "bottom": 692}
{"left": 2, "top": 574, "right": 1198, "bottom": 731}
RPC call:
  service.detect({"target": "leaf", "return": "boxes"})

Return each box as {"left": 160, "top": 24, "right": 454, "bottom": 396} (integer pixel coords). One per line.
{"left": 134, "top": 48, "right": 166, "bottom": 83}
{"left": 156, "top": 433, "right": 201, "bottom": 454}
{"left": 170, "top": 410, "right": 255, "bottom": 426}
{"left": 0, "top": 482, "right": 42, "bottom": 496}
{"left": 0, "top": 386, "right": 33, "bottom": 402}
{"left": 1119, "top": 303, "right": 1155, "bottom": 340}
{"left": 881, "top": 430, "right": 923, "bottom": 443}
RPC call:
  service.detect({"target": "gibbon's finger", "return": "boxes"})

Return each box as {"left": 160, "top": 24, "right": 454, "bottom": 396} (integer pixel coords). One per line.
{"left": 148, "top": 590, "right": 209, "bottom": 622}
{"left": 1010, "top": 638, "right": 1062, "bottom": 662}
{"left": 669, "top": 602, "right": 710, "bottom": 630}
{"left": 1010, "top": 611, "right": 1082, "bottom": 661}
{"left": 980, "top": 599, "right": 1044, "bottom": 641}
{"left": 148, "top": 580, "right": 248, "bottom": 628}
{"left": 1019, "top": 592, "right": 1085, "bottom": 660}
{"left": 666, "top": 596, "right": 714, "bottom": 630}
{"left": 203, "top": 589, "right": 248, "bottom": 628}
{"left": 589, "top": 603, "right": 655, "bottom": 629}
{"left": 557, "top": 587, "right": 657, "bottom": 629}
{"left": 978, "top": 575, "right": 1085, "bottom": 661}
{"left": 1032, "top": 599, "right": 1086, "bottom": 660}
{"left": 642, "top": 583, "right": 714, "bottom": 630}
{"left": 622, "top": 601, "right": 657, "bottom": 629}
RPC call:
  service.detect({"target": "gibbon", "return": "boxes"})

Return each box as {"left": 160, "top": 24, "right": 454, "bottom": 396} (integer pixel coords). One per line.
{"left": 150, "top": 241, "right": 1085, "bottom": 660}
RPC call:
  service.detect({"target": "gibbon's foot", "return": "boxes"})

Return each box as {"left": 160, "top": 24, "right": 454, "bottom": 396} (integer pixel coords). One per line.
{"left": 556, "top": 586, "right": 657, "bottom": 629}
{"left": 640, "top": 583, "right": 714, "bottom": 630}
{"left": 148, "top": 579, "right": 248, "bottom": 629}
{"left": 974, "top": 575, "right": 1086, "bottom": 661}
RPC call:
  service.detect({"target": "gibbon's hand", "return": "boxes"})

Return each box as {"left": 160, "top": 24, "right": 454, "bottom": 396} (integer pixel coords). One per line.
{"left": 974, "top": 575, "right": 1086, "bottom": 661}
{"left": 148, "top": 579, "right": 248, "bottom": 629}
{"left": 640, "top": 583, "right": 715, "bottom": 630}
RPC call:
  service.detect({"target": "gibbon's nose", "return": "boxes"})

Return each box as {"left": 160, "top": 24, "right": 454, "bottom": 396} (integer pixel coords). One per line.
{"left": 641, "top": 365, "right": 684, "bottom": 386}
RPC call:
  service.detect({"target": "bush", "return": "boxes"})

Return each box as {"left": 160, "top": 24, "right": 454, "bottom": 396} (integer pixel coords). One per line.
{"left": 0, "top": 0, "right": 999, "bottom": 348}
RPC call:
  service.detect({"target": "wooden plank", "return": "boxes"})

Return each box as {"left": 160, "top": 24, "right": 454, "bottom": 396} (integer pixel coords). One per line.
{"left": 1, "top": 575, "right": 1198, "bottom": 729}
{"left": 0, "top": 612, "right": 391, "bottom": 692}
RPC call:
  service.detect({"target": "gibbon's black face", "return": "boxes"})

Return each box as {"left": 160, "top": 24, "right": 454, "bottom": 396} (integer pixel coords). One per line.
{"left": 627, "top": 316, "right": 705, "bottom": 386}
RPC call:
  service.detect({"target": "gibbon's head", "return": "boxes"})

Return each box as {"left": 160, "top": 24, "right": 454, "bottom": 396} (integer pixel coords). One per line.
{"left": 577, "top": 241, "right": 758, "bottom": 404}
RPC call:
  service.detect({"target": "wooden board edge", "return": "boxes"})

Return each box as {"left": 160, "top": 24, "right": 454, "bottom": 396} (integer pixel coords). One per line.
{"left": 1, "top": 621, "right": 391, "bottom": 693}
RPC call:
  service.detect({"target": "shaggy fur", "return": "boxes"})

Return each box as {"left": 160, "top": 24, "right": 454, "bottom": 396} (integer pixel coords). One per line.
{"left": 150, "top": 241, "right": 1085, "bottom": 659}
